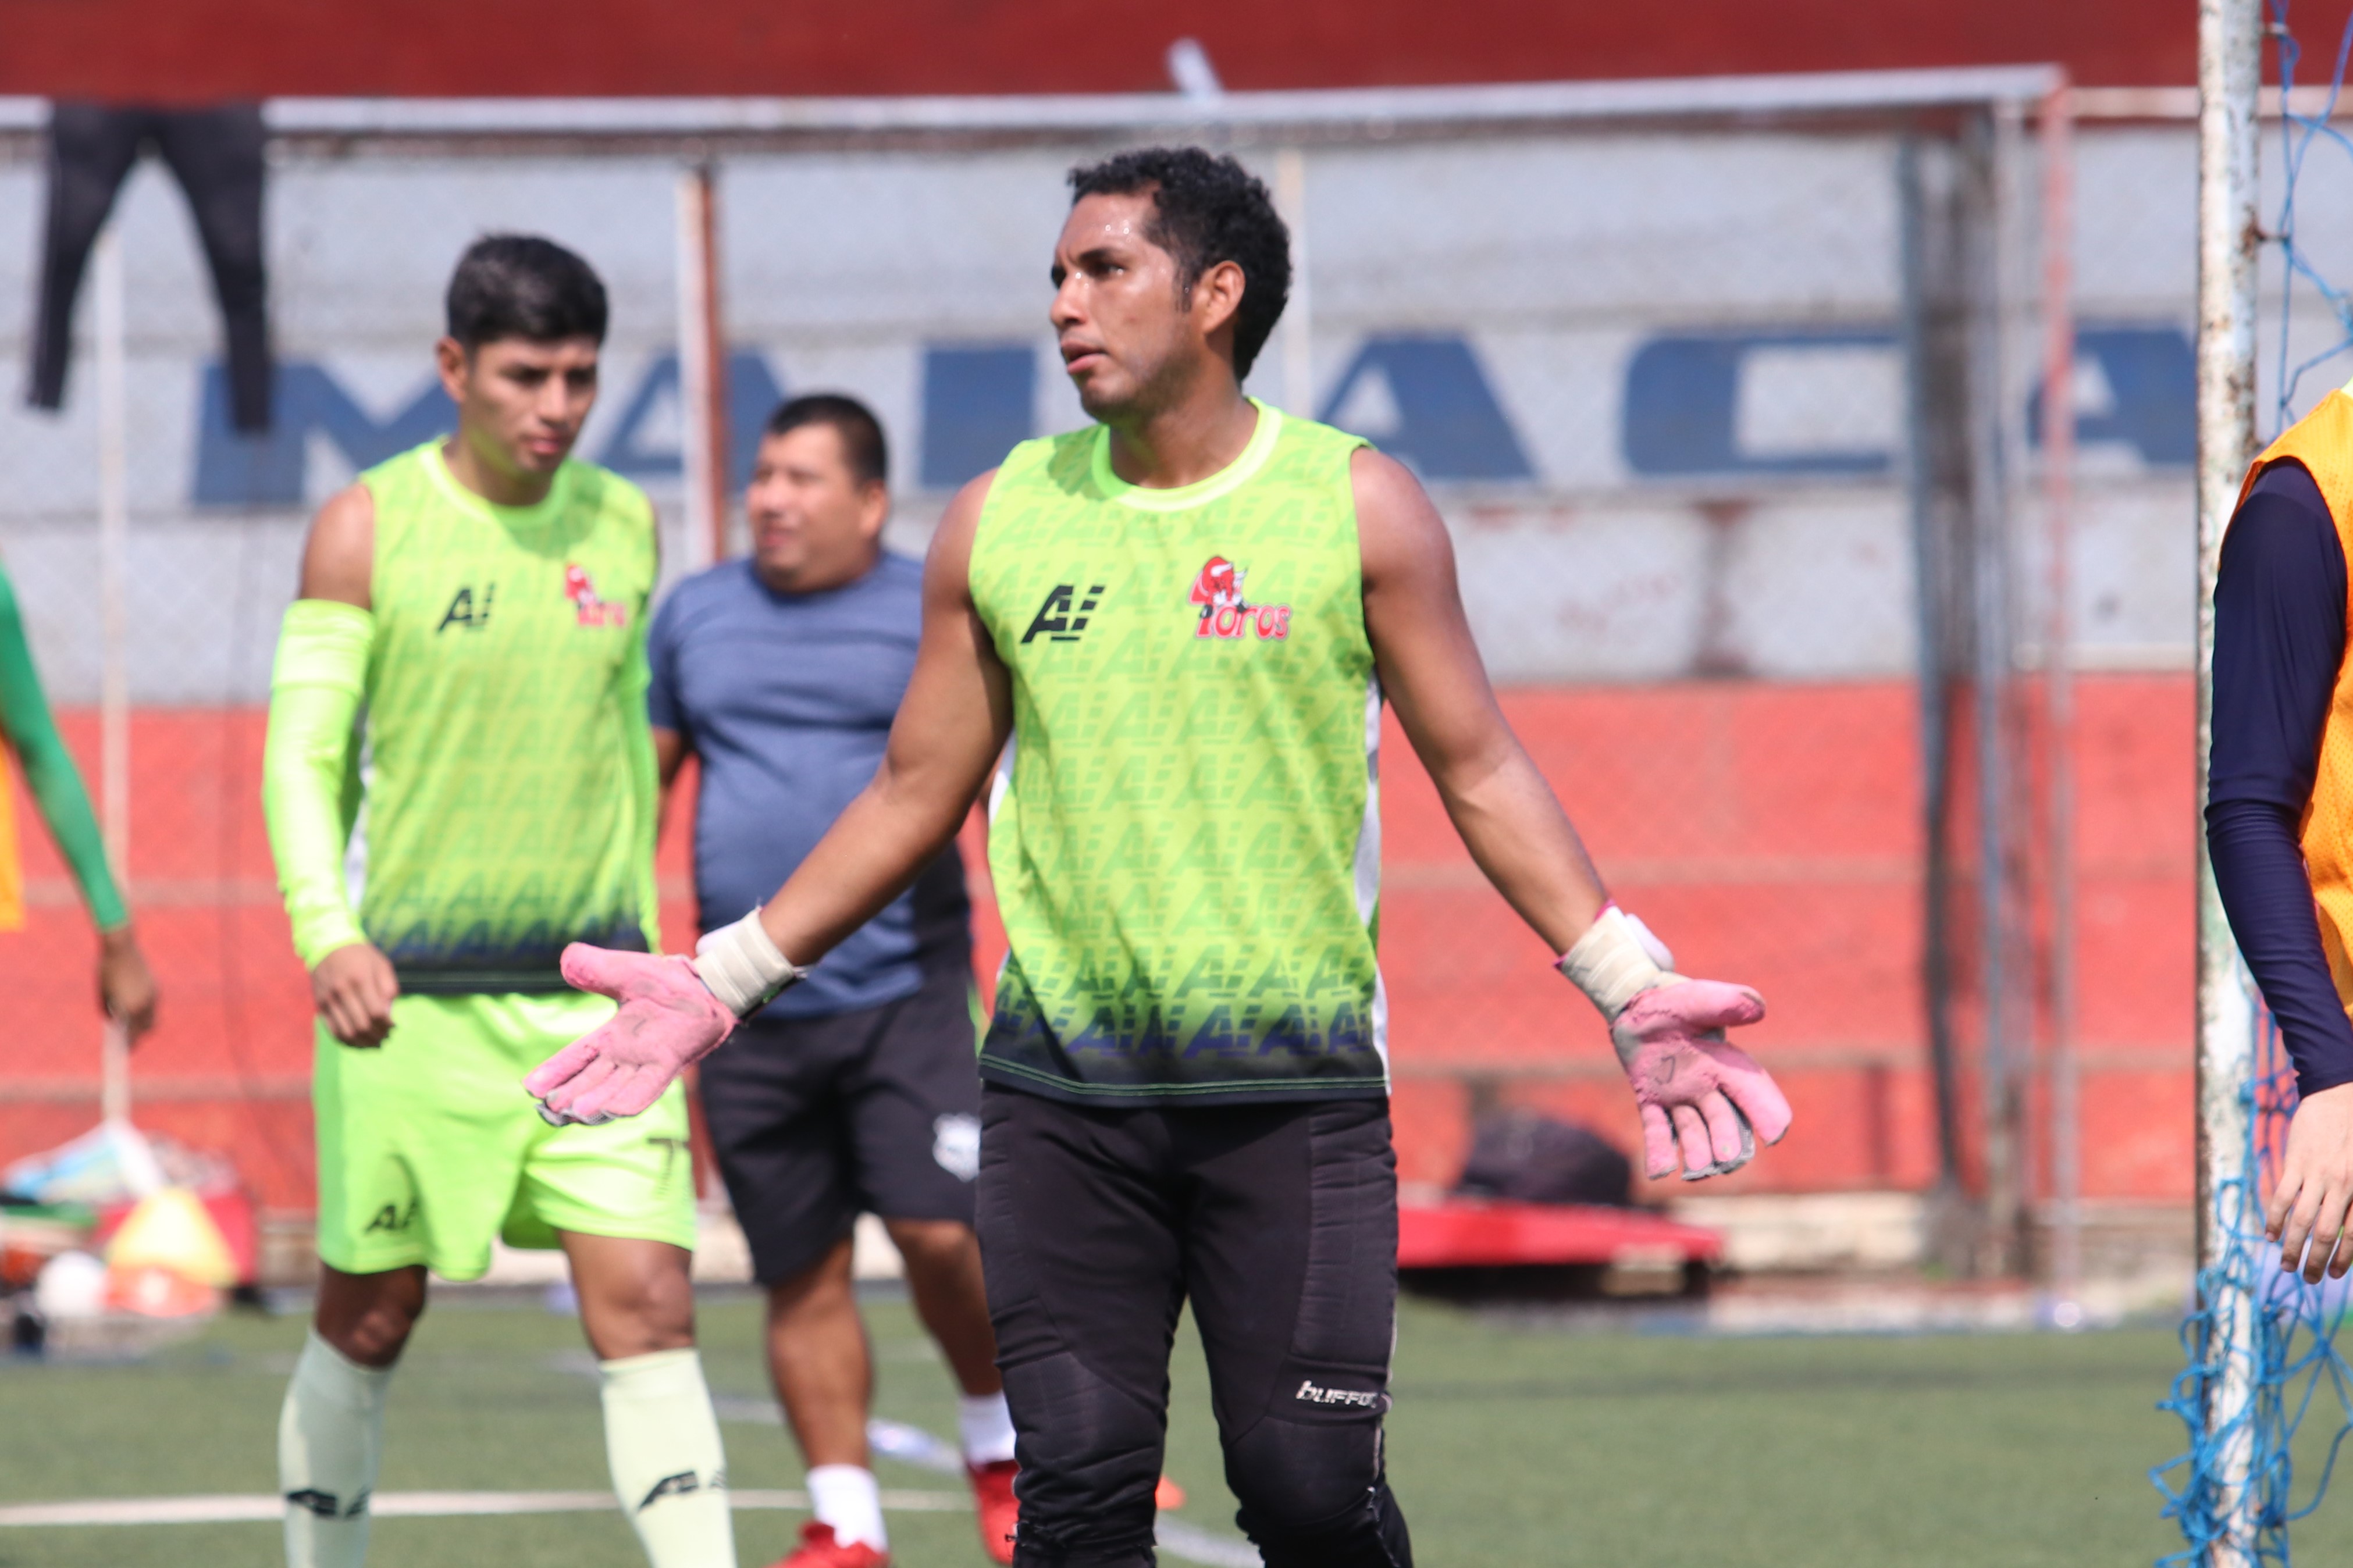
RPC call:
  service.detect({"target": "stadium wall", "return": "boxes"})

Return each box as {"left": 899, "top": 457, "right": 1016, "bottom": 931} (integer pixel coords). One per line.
{"left": 3, "top": 673, "right": 2192, "bottom": 1213}
{"left": 0, "top": 0, "right": 2195, "bottom": 101}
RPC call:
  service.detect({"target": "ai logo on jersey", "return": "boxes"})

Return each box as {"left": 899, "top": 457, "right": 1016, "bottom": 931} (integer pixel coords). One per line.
{"left": 362, "top": 1198, "right": 419, "bottom": 1234}
{"left": 436, "top": 583, "right": 495, "bottom": 632}
{"left": 1022, "top": 583, "right": 1105, "bottom": 644}
{"left": 565, "top": 563, "right": 628, "bottom": 628}
{"left": 1190, "top": 556, "right": 1290, "bottom": 640}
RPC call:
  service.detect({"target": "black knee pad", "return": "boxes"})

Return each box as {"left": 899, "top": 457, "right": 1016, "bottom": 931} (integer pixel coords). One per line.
{"left": 1244, "top": 1479, "right": 1413, "bottom": 1568}
{"left": 1223, "top": 1417, "right": 1411, "bottom": 1566}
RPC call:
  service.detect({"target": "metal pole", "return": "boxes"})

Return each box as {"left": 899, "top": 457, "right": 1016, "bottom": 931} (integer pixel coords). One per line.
{"left": 1274, "top": 147, "right": 1313, "bottom": 418}
{"left": 94, "top": 223, "right": 131, "bottom": 1131}
{"left": 676, "top": 159, "right": 730, "bottom": 569}
{"left": 2039, "top": 83, "right": 2084, "bottom": 1326}
{"left": 1998, "top": 97, "right": 2046, "bottom": 1268}
{"left": 2197, "top": 0, "right": 2263, "bottom": 1559}
{"left": 1969, "top": 102, "right": 2024, "bottom": 1274}
{"left": 1899, "top": 134, "right": 1972, "bottom": 1246}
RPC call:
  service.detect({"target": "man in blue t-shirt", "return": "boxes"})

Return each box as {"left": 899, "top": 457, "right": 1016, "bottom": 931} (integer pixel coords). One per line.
{"left": 648, "top": 395, "right": 1015, "bottom": 1568}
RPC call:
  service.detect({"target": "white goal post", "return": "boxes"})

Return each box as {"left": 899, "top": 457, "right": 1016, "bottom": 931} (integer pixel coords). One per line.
{"left": 2195, "top": 0, "right": 2263, "bottom": 1561}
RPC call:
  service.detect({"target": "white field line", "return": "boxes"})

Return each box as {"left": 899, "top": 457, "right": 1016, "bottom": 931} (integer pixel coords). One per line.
{"left": 14, "top": 1399, "right": 1267, "bottom": 1566}
{"left": 0, "top": 1489, "right": 965, "bottom": 1527}
{"left": 0, "top": 1485, "right": 1263, "bottom": 1565}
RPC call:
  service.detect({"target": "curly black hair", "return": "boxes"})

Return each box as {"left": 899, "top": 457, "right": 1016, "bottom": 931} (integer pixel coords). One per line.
{"left": 1067, "top": 147, "right": 1291, "bottom": 380}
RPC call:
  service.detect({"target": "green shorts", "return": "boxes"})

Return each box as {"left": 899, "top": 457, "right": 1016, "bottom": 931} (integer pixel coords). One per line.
{"left": 313, "top": 990, "right": 697, "bottom": 1280}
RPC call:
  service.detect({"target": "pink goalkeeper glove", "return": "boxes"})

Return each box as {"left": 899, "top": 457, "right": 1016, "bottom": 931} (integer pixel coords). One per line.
{"left": 526, "top": 911, "right": 803, "bottom": 1126}
{"left": 1558, "top": 908, "right": 1794, "bottom": 1181}
{"left": 1612, "top": 980, "right": 1792, "bottom": 1181}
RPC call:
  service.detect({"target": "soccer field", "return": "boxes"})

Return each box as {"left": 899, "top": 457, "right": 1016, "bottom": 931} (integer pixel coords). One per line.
{"left": 3, "top": 1289, "right": 2340, "bottom": 1567}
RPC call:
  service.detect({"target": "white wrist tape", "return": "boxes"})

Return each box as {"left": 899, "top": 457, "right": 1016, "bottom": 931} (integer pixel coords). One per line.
{"left": 1557, "top": 906, "right": 1678, "bottom": 1023}
{"left": 692, "top": 910, "right": 804, "bottom": 1018}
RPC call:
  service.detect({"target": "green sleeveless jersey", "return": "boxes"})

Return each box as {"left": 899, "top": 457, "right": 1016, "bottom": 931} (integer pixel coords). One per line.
{"left": 355, "top": 443, "right": 659, "bottom": 992}
{"left": 970, "top": 404, "right": 1386, "bottom": 1104}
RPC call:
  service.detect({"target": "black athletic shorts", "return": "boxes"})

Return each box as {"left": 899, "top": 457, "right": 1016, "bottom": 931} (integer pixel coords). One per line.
{"left": 698, "top": 961, "right": 983, "bottom": 1284}
{"left": 978, "top": 1086, "right": 1412, "bottom": 1567}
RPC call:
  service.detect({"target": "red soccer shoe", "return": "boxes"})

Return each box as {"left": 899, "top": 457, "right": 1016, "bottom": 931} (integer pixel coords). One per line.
{"left": 969, "top": 1459, "right": 1019, "bottom": 1565}
{"left": 773, "top": 1521, "right": 888, "bottom": 1568}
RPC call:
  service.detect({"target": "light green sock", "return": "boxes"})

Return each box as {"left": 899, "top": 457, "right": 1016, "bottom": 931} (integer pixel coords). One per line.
{"left": 279, "top": 1330, "right": 392, "bottom": 1568}
{"left": 601, "top": 1348, "right": 736, "bottom": 1568}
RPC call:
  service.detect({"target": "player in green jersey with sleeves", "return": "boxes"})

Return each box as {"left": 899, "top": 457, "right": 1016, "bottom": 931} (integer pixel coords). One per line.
{"left": 535, "top": 151, "right": 1797, "bottom": 1566}
{"left": 262, "top": 237, "right": 732, "bottom": 1568}
{"left": 0, "top": 560, "right": 156, "bottom": 1034}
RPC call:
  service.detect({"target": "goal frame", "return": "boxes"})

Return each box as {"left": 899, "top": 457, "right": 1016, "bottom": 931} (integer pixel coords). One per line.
{"left": 2194, "top": 0, "right": 2266, "bottom": 1562}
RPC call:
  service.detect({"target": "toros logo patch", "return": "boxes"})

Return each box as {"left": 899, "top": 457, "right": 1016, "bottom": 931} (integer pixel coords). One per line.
{"left": 1188, "top": 556, "right": 1290, "bottom": 641}
{"left": 564, "top": 563, "right": 628, "bottom": 628}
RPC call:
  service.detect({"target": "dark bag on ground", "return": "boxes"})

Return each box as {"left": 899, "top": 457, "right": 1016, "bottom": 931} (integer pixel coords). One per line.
{"left": 1454, "top": 1110, "right": 1632, "bottom": 1207}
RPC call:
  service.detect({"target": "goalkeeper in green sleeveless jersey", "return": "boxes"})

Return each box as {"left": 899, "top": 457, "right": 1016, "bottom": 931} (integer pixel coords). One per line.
{"left": 261, "top": 237, "right": 732, "bottom": 1568}
{"left": 539, "top": 151, "right": 1796, "bottom": 1567}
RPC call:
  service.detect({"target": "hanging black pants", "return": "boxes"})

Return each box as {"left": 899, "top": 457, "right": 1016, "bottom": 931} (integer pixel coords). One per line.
{"left": 28, "top": 102, "right": 272, "bottom": 430}
{"left": 976, "top": 1086, "right": 1414, "bottom": 1567}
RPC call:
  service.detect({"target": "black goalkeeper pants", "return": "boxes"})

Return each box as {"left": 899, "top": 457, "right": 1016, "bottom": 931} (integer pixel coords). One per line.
{"left": 29, "top": 102, "right": 272, "bottom": 430}
{"left": 976, "top": 1085, "right": 1413, "bottom": 1567}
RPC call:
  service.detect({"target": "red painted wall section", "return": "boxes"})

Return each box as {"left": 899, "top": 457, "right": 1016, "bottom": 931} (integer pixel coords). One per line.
{"left": 0, "top": 0, "right": 2192, "bottom": 103}
{"left": 1377, "top": 676, "right": 2195, "bottom": 1203}
{"left": 0, "top": 675, "right": 2196, "bottom": 1214}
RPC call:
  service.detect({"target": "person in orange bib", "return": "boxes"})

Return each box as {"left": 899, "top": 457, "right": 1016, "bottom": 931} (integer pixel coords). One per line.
{"left": 2212, "top": 383, "right": 2353, "bottom": 1285}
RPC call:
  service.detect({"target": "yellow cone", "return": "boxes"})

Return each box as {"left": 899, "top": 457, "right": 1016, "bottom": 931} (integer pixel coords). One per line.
{"left": 105, "top": 1187, "right": 238, "bottom": 1288}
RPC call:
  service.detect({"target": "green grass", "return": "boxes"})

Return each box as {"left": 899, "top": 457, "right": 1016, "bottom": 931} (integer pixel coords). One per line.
{"left": 0, "top": 1288, "right": 2345, "bottom": 1566}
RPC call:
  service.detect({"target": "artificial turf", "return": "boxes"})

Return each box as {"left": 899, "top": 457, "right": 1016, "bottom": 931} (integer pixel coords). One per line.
{"left": 0, "top": 1288, "right": 2344, "bottom": 1566}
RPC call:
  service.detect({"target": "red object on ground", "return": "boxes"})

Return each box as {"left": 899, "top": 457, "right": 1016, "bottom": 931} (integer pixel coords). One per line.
{"left": 202, "top": 1184, "right": 260, "bottom": 1284}
{"left": 91, "top": 1182, "right": 260, "bottom": 1286}
{"left": 1397, "top": 1199, "right": 1724, "bottom": 1271}
{"left": 104, "top": 1264, "right": 222, "bottom": 1318}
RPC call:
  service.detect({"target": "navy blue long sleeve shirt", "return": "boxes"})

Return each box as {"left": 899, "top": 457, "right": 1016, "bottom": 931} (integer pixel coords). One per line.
{"left": 2206, "top": 458, "right": 2353, "bottom": 1095}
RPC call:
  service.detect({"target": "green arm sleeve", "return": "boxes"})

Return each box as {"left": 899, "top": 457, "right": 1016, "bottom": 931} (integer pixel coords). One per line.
{"left": 0, "top": 563, "right": 129, "bottom": 931}
{"left": 264, "top": 598, "right": 373, "bottom": 968}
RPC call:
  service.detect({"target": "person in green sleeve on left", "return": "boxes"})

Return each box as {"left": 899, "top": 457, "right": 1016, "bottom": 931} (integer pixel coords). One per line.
{"left": 0, "top": 556, "right": 157, "bottom": 1038}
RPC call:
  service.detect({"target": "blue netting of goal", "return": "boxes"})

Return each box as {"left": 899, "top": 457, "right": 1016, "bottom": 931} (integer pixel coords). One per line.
{"left": 2269, "top": 1, "right": 2353, "bottom": 421}
{"left": 2152, "top": 998, "right": 2353, "bottom": 1564}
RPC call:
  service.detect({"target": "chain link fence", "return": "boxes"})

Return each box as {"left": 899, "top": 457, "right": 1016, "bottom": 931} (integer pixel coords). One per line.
{"left": 0, "top": 73, "right": 2197, "bottom": 1275}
